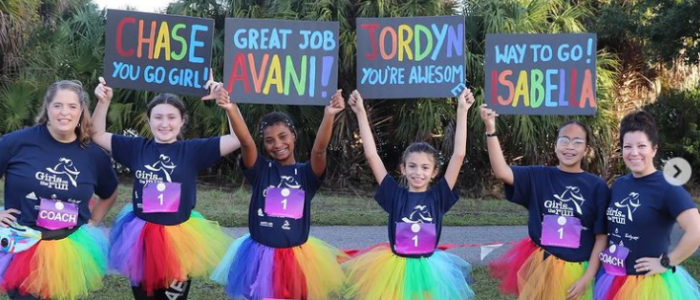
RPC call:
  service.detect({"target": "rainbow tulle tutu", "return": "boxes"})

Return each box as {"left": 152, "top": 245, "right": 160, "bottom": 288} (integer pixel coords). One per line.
{"left": 109, "top": 204, "right": 232, "bottom": 296}
{"left": 342, "top": 243, "right": 474, "bottom": 300}
{"left": 0, "top": 225, "right": 108, "bottom": 300}
{"left": 489, "top": 238, "right": 593, "bottom": 300}
{"left": 595, "top": 266, "right": 700, "bottom": 300}
{"left": 211, "top": 234, "right": 347, "bottom": 300}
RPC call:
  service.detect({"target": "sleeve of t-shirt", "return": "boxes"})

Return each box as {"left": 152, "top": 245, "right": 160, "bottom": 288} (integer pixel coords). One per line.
{"left": 301, "top": 161, "right": 323, "bottom": 197}
{"left": 0, "top": 132, "right": 20, "bottom": 208}
{"left": 593, "top": 179, "right": 611, "bottom": 235}
{"left": 436, "top": 178, "right": 461, "bottom": 212}
{"left": 504, "top": 165, "right": 535, "bottom": 208}
{"left": 664, "top": 185, "right": 697, "bottom": 218}
{"left": 240, "top": 154, "right": 267, "bottom": 187}
{"left": 111, "top": 135, "right": 143, "bottom": 168}
{"left": 93, "top": 147, "right": 119, "bottom": 199}
{"left": 188, "top": 137, "right": 222, "bottom": 171}
{"left": 374, "top": 175, "right": 398, "bottom": 213}
{"left": 0, "top": 132, "right": 18, "bottom": 178}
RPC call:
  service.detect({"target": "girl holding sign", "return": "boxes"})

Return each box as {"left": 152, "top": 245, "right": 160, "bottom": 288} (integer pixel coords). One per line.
{"left": 0, "top": 80, "right": 119, "bottom": 300}
{"left": 91, "top": 76, "right": 240, "bottom": 299}
{"left": 342, "top": 89, "right": 475, "bottom": 300}
{"left": 594, "top": 111, "right": 700, "bottom": 300}
{"left": 481, "top": 105, "right": 610, "bottom": 300}
{"left": 210, "top": 91, "right": 347, "bottom": 300}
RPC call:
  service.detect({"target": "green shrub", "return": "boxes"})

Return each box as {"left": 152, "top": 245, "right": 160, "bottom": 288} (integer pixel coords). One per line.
{"left": 645, "top": 87, "right": 700, "bottom": 184}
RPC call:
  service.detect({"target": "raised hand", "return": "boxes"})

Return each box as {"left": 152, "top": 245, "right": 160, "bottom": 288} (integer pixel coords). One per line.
{"left": 325, "top": 89, "right": 345, "bottom": 116}
{"left": 348, "top": 90, "right": 366, "bottom": 115}
{"left": 215, "top": 88, "right": 234, "bottom": 110}
{"left": 94, "top": 77, "right": 113, "bottom": 104}
{"left": 479, "top": 104, "right": 499, "bottom": 133}
{"left": 201, "top": 68, "right": 224, "bottom": 101}
{"left": 458, "top": 88, "right": 475, "bottom": 110}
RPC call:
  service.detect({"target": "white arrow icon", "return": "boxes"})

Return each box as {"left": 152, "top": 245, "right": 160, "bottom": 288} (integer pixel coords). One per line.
{"left": 663, "top": 157, "right": 692, "bottom": 186}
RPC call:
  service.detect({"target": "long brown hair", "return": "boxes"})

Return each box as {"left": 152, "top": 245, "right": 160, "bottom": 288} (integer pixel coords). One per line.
{"left": 35, "top": 80, "right": 93, "bottom": 148}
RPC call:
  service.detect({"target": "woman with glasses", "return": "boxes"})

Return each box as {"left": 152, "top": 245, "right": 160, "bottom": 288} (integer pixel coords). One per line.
{"left": 480, "top": 104, "right": 610, "bottom": 300}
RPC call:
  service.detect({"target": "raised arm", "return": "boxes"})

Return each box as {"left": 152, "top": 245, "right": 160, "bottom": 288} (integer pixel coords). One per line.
{"left": 91, "top": 77, "right": 114, "bottom": 151}
{"left": 215, "top": 91, "right": 257, "bottom": 169}
{"left": 349, "top": 90, "right": 387, "bottom": 185}
{"left": 201, "top": 77, "right": 241, "bottom": 156}
{"left": 310, "top": 89, "right": 345, "bottom": 178}
{"left": 479, "top": 104, "right": 513, "bottom": 185}
{"left": 443, "top": 88, "right": 475, "bottom": 189}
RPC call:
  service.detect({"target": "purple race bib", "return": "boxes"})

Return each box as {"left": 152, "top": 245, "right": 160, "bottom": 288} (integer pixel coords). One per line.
{"left": 142, "top": 182, "right": 181, "bottom": 213}
{"left": 395, "top": 223, "right": 436, "bottom": 255}
{"left": 600, "top": 244, "right": 629, "bottom": 276}
{"left": 36, "top": 198, "right": 78, "bottom": 230}
{"left": 264, "top": 187, "right": 305, "bottom": 219}
{"left": 540, "top": 215, "right": 582, "bottom": 249}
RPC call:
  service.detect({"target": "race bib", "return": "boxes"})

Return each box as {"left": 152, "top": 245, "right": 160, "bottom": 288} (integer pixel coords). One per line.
{"left": 541, "top": 215, "right": 582, "bottom": 249}
{"left": 600, "top": 244, "right": 629, "bottom": 276}
{"left": 36, "top": 198, "right": 78, "bottom": 230}
{"left": 142, "top": 182, "right": 181, "bottom": 213}
{"left": 395, "top": 223, "right": 436, "bottom": 255}
{"left": 264, "top": 187, "right": 305, "bottom": 219}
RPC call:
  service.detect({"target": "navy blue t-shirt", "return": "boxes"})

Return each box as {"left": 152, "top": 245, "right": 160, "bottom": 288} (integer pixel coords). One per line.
{"left": 375, "top": 175, "right": 460, "bottom": 258}
{"left": 606, "top": 171, "right": 697, "bottom": 275}
{"left": 243, "top": 154, "right": 323, "bottom": 248}
{"left": 505, "top": 166, "right": 610, "bottom": 262}
{"left": 111, "top": 135, "right": 221, "bottom": 225}
{"left": 0, "top": 125, "right": 118, "bottom": 231}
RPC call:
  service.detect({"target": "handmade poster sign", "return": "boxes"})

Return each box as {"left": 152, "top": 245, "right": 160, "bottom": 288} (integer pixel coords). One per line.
{"left": 104, "top": 9, "right": 214, "bottom": 97}
{"left": 224, "top": 19, "right": 339, "bottom": 105}
{"left": 356, "top": 16, "right": 466, "bottom": 99}
{"left": 485, "top": 33, "right": 597, "bottom": 115}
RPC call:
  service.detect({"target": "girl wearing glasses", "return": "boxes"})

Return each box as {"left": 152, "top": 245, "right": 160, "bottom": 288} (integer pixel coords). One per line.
{"left": 480, "top": 104, "right": 610, "bottom": 300}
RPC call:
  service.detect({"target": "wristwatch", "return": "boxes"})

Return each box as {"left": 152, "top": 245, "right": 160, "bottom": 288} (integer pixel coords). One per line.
{"left": 485, "top": 131, "right": 498, "bottom": 137}
{"left": 660, "top": 253, "right": 676, "bottom": 272}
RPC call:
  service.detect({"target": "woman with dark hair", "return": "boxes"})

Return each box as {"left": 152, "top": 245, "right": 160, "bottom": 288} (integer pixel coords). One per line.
{"left": 90, "top": 76, "right": 240, "bottom": 300}
{"left": 210, "top": 90, "right": 347, "bottom": 300}
{"left": 595, "top": 110, "right": 700, "bottom": 300}
{"left": 482, "top": 104, "right": 610, "bottom": 300}
{"left": 0, "top": 80, "right": 119, "bottom": 300}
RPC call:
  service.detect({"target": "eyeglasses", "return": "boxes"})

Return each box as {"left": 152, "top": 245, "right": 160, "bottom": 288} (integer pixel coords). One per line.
{"left": 557, "top": 137, "right": 586, "bottom": 149}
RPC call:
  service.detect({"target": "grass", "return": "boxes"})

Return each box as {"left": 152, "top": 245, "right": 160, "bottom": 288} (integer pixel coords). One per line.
{"left": 0, "top": 180, "right": 528, "bottom": 227}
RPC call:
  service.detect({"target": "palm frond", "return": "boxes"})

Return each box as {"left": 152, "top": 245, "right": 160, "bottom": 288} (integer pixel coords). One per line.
{"left": 0, "top": 80, "right": 39, "bottom": 132}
